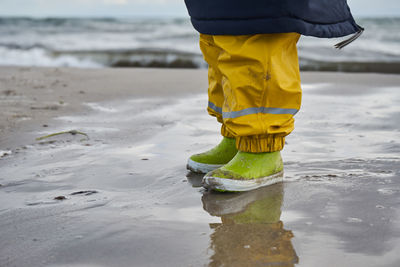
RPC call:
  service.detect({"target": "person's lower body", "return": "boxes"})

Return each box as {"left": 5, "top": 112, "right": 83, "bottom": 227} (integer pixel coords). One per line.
{"left": 187, "top": 32, "right": 302, "bottom": 192}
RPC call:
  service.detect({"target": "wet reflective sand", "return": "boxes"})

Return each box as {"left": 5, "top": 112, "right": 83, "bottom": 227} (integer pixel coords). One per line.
{"left": 0, "top": 68, "right": 399, "bottom": 266}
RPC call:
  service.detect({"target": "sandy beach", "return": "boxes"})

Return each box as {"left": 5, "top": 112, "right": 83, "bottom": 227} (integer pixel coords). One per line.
{"left": 1, "top": 67, "right": 400, "bottom": 267}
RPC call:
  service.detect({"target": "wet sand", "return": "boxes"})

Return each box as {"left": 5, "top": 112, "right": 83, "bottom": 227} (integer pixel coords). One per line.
{"left": 0, "top": 67, "right": 400, "bottom": 267}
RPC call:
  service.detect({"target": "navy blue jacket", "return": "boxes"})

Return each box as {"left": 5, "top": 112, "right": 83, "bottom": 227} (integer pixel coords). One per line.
{"left": 184, "top": 0, "right": 361, "bottom": 38}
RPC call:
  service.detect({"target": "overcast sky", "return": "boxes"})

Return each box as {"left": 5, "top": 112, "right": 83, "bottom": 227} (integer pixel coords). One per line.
{"left": 1, "top": 0, "right": 399, "bottom": 18}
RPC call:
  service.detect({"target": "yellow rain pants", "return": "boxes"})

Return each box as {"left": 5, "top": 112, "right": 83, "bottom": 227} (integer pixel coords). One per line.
{"left": 200, "top": 33, "right": 301, "bottom": 153}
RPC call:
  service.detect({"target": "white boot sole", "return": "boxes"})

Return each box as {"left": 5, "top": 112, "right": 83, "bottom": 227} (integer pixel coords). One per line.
{"left": 202, "top": 171, "right": 284, "bottom": 192}
{"left": 186, "top": 159, "right": 224, "bottom": 174}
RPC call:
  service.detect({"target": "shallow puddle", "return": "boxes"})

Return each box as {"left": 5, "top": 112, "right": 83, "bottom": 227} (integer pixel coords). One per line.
{"left": 0, "top": 84, "right": 399, "bottom": 266}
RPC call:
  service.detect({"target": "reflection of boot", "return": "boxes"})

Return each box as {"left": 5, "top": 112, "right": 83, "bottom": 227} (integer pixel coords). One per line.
{"left": 187, "top": 137, "right": 237, "bottom": 174}
{"left": 203, "top": 183, "right": 283, "bottom": 219}
{"left": 203, "top": 151, "right": 284, "bottom": 192}
{"left": 202, "top": 184, "right": 299, "bottom": 267}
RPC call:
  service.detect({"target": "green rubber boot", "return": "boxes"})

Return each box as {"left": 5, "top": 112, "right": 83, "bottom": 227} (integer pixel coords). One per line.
{"left": 202, "top": 151, "right": 284, "bottom": 192}
{"left": 187, "top": 137, "right": 238, "bottom": 174}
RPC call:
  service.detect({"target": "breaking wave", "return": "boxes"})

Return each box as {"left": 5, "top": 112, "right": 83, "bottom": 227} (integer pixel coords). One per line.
{"left": 0, "top": 17, "right": 399, "bottom": 73}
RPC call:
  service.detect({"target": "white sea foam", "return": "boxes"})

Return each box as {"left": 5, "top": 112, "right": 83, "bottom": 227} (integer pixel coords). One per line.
{"left": 0, "top": 46, "right": 101, "bottom": 68}
{"left": 0, "top": 17, "right": 399, "bottom": 71}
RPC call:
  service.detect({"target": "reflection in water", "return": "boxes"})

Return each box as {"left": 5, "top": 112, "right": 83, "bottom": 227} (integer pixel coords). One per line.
{"left": 186, "top": 171, "right": 205, "bottom": 188}
{"left": 202, "top": 184, "right": 298, "bottom": 267}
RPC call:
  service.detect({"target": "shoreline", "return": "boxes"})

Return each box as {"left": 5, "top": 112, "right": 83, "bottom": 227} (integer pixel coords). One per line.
{"left": 3, "top": 59, "right": 400, "bottom": 74}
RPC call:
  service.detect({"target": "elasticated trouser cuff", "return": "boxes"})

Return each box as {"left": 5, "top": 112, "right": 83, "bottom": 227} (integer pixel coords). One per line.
{"left": 221, "top": 125, "right": 235, "bottom": 139}
{"left": 236, "top": 135, "right": 284, "bottom": 153}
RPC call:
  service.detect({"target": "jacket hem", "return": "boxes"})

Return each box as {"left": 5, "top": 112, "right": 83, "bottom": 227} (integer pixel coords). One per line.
{"left": 191, "top": 16, "right": 359, "bottom": 38}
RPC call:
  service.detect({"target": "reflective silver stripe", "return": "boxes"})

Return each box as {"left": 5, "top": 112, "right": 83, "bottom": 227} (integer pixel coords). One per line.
{"left": 208, "top": 101, "right": 223, "bottom": 114}
{"left": 224, "top": 107, "right": 298, "bottom": 118}
{"left": 208, "top": 102, "right": 298, "bottom": 118}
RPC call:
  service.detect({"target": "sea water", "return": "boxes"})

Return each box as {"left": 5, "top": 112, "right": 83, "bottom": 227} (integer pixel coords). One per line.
{"left": 0, "top": 17, "right": 399, "bottom": 73}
